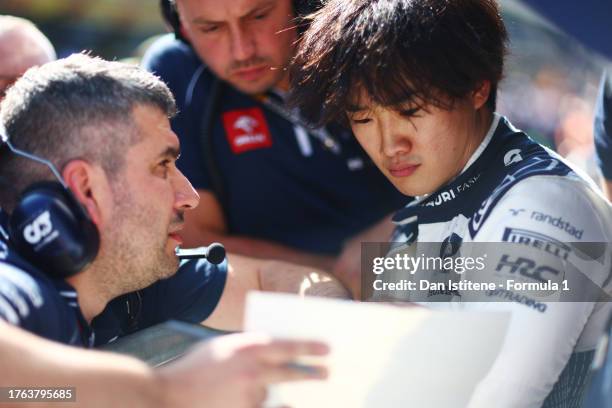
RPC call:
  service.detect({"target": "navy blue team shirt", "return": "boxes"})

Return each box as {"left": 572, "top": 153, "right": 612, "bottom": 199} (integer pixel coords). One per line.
{"left": 142, "top": 35, "right": 407, "bottom": 255}
{"left": 0, "top": 210, "right": 227, "bottom": 347}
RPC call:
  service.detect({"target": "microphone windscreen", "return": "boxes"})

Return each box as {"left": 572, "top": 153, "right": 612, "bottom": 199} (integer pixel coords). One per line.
{"left": 206, "top": 243, "right": 226, "bottom": 265}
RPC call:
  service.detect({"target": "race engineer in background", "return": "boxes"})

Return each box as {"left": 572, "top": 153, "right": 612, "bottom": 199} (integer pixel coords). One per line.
{"left": 142, "top": 0, "right": 408, "bottom": 297}
{"left": 0, "top": 53, "right": 347, "bottom": 350}
{"left": 0, "top": 15, "right": 56, "bottom": 100}
{"left": 289, "top": 0, "right": 612, "bottom": 407}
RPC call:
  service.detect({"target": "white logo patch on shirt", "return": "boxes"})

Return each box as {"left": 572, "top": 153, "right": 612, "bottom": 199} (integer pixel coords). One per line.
{"left": 504, "top": 149, "right": 523, "bottom": 166}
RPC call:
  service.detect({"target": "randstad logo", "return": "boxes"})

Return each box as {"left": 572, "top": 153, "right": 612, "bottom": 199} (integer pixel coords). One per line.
{"left": 504, "top": 149, "right": 523, "bottom": 166}
{"left": 531, "top": 211, "right": 584, "bottom": 240}
{"left": 234, "top": 115, "right": 258, "bottom": 134}
{"left": 23, "top": 211, "right": 54, "bottom": 245}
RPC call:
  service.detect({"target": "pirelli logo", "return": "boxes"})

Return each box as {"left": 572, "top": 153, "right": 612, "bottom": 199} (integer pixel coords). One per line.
{"left": 502, "top": 228, "right": 571, "bottom": 260}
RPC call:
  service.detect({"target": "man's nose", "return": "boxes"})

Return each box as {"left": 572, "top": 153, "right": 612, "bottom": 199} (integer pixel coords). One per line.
{"left": 230, "top": 25, "right": 256, "bottom": 62}
{"left": 174, "top": 171, "right": 200, "bottom": 211}
{"left": 379, "top": 118, "right": 413, "bottom": 157}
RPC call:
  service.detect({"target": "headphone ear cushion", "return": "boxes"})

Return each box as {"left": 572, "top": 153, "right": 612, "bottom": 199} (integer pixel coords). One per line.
{"left": 8, "top": 181, "right": 100, "bottom": 279}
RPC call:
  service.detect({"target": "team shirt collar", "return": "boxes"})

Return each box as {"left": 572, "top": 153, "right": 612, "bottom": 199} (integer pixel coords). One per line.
{"left": 52, "top": 278, "right": 96, "bottom": 347}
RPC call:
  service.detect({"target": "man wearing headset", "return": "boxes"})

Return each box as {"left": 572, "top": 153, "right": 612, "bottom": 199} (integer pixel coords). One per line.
{"left": 0, "top": 54, "right": 346, "bottom": 406}
{"left": 143, "top": 0, "right": 408, "bottom": 298}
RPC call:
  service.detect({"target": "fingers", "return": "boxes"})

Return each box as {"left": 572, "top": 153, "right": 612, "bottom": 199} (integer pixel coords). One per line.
{"left": 211, "top": 333, "right": 329, "bottom": 359}
{"left": 236, "top": 335, "right": 329, "bottom": 384}
{"left": 245, "top": 341, "right": 329, "bottom": 386}
{"left": 256, "top": 362, "right": 329, "bottom": 384}
{"left": 208, "top": 333, "right": 330, "bottom": 385}
{"left": 249, "top": 339, "right": 329, "bottom": 365}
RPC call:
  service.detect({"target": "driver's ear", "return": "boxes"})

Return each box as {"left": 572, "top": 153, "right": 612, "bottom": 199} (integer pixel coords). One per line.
{"left": 472, "top": 81, "right": 491, "bottom": 110}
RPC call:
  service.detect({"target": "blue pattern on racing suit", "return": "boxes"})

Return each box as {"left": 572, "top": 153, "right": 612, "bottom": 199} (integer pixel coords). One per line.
{"left": 390, "top": 115, "right": 612, "bottom": 408}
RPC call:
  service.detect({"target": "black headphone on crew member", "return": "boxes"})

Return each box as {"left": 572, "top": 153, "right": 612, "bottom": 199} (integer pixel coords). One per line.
{"left": 159, "top": 0, "right": 322, "bottom": 43}
{"left": 0, "top": 127, "right": 100, "bottom": 279}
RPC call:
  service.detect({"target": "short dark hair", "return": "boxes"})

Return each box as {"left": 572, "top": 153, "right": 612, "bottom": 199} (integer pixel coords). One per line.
{"left": 289, "top": 0, "right": 508, "bottom": 126}
{"left": 0, "top": 53, "right": 176, "bottom": 209}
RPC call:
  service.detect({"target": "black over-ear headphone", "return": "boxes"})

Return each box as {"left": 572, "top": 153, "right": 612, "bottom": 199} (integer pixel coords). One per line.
{"left": 160, "top": 0, "right": 322, "bottom": 43}
{"left": 0, "top": 128, "right": 100, "bottom": 279}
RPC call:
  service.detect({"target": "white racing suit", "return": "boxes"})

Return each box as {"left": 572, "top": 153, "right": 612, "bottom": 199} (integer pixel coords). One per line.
{"left": 385, "top": 114, "right": 612, "bottom": 408}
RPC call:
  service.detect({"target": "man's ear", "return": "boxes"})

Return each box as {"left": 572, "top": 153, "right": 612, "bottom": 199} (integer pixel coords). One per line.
{"left": 472, "top": 81, "right": 492, "bottom": 110}
{"left": 61, "top": 160, "right": 104, "bottom": 226}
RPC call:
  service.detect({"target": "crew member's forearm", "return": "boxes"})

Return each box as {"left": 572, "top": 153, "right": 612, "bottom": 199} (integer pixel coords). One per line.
{"left": 258, "top": 260, "right": 350, "bottom": 299}
{"left": 0, "top": 322, "right": 165, "bottom": 408}
{"left": 199, "top": 254, "right": 348, "bottom": 332}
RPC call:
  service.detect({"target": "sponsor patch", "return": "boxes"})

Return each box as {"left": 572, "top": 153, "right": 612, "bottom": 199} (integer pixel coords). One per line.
{"left": 502, "top": 228, "right": 571, "bottom": 260}
{"left": 222, "top": 108, "right": 273, "bottom": 154}
{"left": 425, "top": 175, "right": 480, "bottom": 207}
{"left": 495, "top": 254, "right": 559, "bottom": 284}
{"left": 504, "top": 149, "right": 523, "bottom": 166}
{"left": 530, "top": 211, "right": 584, "bottom": 240}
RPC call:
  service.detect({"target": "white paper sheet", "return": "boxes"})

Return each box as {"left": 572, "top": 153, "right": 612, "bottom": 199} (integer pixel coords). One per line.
{"left": 244, "top": 292, "right": 510, "bottom": 408}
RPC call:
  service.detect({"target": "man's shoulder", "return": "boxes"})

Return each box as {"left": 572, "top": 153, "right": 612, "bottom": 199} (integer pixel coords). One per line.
{"left": 93, "top": 258, "right": 228, "bottom": 346}
{"left": 0, "top": 260, "right": 77, "bottom": 342}
{"left": 468, "top": 121, "right": 580, "bottom": 236}
{"left": 141, "top": 34, "right": 216, "bottom": 101}
{"left": 142, "top": 34, "right": 199, "bottom": 71}
{"left": 0, "top": 261, "right": 47, "bottom": 309}
{"left": 488, "top": 118, "right": 574, "bottom": 185}
{"left": 150, "top": 258, "right": 228, "bottom": 303}
{"left": 472, "top": 171, "right": 612, "bottom": 245}
{"left": 144, "top": 258, "right": 228, "bottom": 323}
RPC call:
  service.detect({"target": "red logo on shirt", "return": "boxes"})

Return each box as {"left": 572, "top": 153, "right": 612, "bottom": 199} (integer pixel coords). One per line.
{"left": 222, "top": 108, "right": 273, "bottom": 154}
